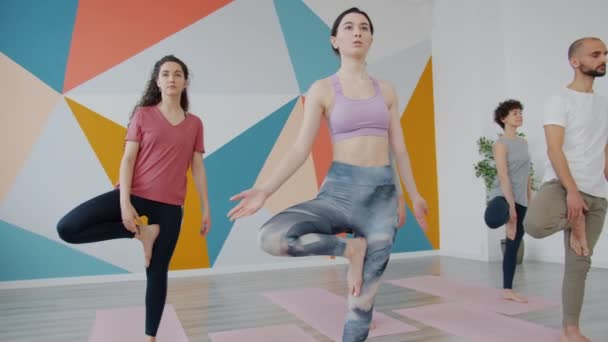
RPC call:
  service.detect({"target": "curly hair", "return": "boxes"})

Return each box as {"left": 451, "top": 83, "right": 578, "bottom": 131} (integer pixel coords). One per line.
{"left": 129, "top": 55, "right": 190, "bottom": 123}
{"left": 494, "top": 99, "right": 523, "bottom": 129}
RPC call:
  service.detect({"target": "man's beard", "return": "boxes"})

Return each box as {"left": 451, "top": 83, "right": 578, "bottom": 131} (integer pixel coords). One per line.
{"left": 581, "top": 63, "right": 606, "bottom": 77}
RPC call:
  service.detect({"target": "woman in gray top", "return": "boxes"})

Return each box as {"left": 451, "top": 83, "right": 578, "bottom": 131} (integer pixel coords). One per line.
{"left": 484, "top": 99, "right": 532, "bottom": 303}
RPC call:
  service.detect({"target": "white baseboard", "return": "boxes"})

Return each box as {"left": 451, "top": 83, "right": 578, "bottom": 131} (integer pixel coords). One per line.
{"left": 438, "top": 249, "right": 488, "bottom": 261}
{"left": 0, "top": 273, "right": 148, "bottom": 290}
{"left": 525, "top": 255, "right": 608, "bottom": 269}
{"left": 0, "top": 250, "right": 438, "bottom": 290}
{"left": 391, "top": 250, "right": 439, "bottom": 260}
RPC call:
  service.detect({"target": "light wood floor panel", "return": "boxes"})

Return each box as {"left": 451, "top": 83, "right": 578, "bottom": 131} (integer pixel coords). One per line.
{"left": 1, "top": 256, "right": 606, "bottom": 341}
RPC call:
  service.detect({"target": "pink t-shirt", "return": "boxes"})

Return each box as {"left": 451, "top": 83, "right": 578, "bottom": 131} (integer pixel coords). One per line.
{"left": 120, "top": 106, "right": 204, "bottom": 205}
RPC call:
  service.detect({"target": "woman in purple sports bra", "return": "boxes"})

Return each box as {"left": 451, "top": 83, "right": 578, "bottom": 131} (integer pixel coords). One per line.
{"left": 228, "top": 7, "right": 428, "bottom": 342}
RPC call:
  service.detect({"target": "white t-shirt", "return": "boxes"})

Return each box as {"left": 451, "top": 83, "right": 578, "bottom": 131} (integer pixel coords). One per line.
{"left": 542, "top": 88, "right": 608, "bottom": 197}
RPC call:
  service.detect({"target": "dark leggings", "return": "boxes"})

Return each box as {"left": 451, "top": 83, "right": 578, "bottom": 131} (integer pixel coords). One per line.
{"left": 484, "top": 196, "right": 526, "bottom": 289}
{"left": 56, "top": 189, "right": 182, "bottom": 337}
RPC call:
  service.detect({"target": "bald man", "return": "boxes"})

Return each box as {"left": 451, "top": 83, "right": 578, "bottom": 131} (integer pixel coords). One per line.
{"left": 524, "top": 37, "right": 608, "bottom": 342}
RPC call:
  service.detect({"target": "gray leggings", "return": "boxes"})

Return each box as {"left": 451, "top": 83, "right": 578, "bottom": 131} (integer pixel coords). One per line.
{"left": 259, "top": 161, "right": 398, "bottom": 342}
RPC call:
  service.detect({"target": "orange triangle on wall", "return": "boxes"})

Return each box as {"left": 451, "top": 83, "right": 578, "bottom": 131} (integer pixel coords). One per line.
{"left": 63, "top": 0, "right": 233, "bottom": 92}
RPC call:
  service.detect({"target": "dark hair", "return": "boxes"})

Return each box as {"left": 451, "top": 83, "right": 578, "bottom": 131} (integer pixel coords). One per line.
{"left": 330, "top": 7, "right": 374, "bottom": 55}
{"left": 130, "top": 55, "right": 190, "bottom": 121}
{"left": 494, "top": 99, "right": 523, "bottom": 129}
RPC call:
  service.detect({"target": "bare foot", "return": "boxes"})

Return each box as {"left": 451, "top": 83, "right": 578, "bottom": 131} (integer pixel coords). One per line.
{"left": 570, "top": 216, "right": 589, "bottom": 257}
{"left": 135, "top": 224, "right": 160, "bottom": 268}
{"left": 561, "top": 325, "right": 591, "bottom": 342}
{"left": 345, "top": 237, "right": 367, "bottom": 297}
{"left": 502, "top": 289, "right": 528, "bottom": 303}
{"left": 506, "top": 220, "right": 516, "bottom": 240}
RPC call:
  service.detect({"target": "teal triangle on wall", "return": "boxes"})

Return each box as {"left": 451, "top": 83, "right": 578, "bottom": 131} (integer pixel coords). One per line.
{"left": 0, "top": 0, "right": 78, "bottom": 92}
{"left": 204, "top": 97, "right": 299, "bottom": 265}
{"left": 273, "top": 0, "right": 339, "bottom": 92}
{"left": 392, "top": 206, "right": 433, "bottom": 252}
{"left": 0, "top": 220, "right": 128, "bottom": 281}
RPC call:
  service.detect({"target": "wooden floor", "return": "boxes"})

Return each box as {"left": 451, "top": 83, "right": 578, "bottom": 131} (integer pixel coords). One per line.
{"left": 1, "top": 256, "right": 607, "bottom": 341}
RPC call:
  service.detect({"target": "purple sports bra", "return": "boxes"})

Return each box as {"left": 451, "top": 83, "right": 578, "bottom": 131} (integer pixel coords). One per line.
{"left": 327, "top": 73, "right": 390, "bottom": 142}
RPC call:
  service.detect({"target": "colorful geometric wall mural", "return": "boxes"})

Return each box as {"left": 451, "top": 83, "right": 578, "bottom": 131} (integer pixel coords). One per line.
{"left": 0, "top": 0, "right": 438, "bottom": 281}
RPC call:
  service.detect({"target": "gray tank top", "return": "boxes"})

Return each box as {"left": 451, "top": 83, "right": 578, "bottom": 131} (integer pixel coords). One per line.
{"left": 488, "top": 137, "right": 531, "bottom": 206}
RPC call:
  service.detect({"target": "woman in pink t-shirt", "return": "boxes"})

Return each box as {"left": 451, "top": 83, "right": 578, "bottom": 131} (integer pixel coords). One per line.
{"left": 57, "top": 55, "right": 210, "bottom": 341}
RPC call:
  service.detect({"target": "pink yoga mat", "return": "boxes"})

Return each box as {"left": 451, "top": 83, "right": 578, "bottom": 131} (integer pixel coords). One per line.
{"left": 386, "top": 275, "right": 558, "bottom": 315}
{"left": 209, "top": 324, "right": 316, "bottom": 342}
{"left": 395, "top": 302, "right": 560, "bottom": 342}
{"left": 88, "top": 305, "right": 188, "bottom": 342}
{"left": 262, "top": 287, "right": 417, "bottom": 341}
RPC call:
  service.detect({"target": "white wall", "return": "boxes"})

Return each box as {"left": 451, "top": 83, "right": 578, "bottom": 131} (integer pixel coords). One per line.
{"left": 501, "top": 0, "right": 608, "bottom": 267}
{"left": 434, "top": 0, "right": 608, "bottom": 267}
{"left": 433, "top": 0, "right": 500, "bottom": 261}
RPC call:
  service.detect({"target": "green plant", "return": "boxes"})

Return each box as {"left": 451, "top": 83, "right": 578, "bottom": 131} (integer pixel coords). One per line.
{"left": 474, "top": 136, "right": 497, "bottom": 191}
{"left": 474, "top": 132, "right": 538, "bottom": 196}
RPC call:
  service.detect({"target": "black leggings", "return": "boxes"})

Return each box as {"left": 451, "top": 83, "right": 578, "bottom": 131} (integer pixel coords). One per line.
{"left": 56, "top": 189, "right": 182, "bottom": 336}
{"left": 484, "top": 196, "right": 526, "bottom": 289}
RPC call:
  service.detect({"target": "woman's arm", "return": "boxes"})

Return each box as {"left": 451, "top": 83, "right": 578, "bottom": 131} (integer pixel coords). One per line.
{"left": 228, "top": 80, "right": 327, "bottom": 220}
{"left": 494, "top": 141, "right": 516, "bottom": 207}
{"left": 119, "top": 141, "right": 140, "bottom": 232}
{"left": 385, "top": 83, "right": 421, "bottom": 201}
{"left": 254, "top": 81, "right": 326, "bottom": 196}
{"left": 191, "top": 151, "right": 211, "bottom": 234}
{"left": 384, "top": 81, "right": 428, "bottom": 229}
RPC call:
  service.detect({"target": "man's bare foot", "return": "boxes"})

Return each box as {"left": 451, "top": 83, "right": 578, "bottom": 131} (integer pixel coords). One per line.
{"left": 502, "top": 289, "right": 528, "bottom": 303}
{"left": 135, "top": 224, "right": 160, "bottom": 268}
{"left": 345, "top": 237, "right": 367, "bottom": 297}
{"left": 561, "top": 325, "right": 591, "bottom": 342}
{"left": 570, "top": 216, "right": 589, "bottom": 257}
{"left": 506, "top": 220, "right": 516, "bottom": 240}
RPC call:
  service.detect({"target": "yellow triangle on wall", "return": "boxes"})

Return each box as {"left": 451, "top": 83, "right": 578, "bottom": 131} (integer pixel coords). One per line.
{"left": 400, "top": 58, "right": 440, "bottom": 249}
{"left": 65, "top": 97, "right": 125, "bottom": 185}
